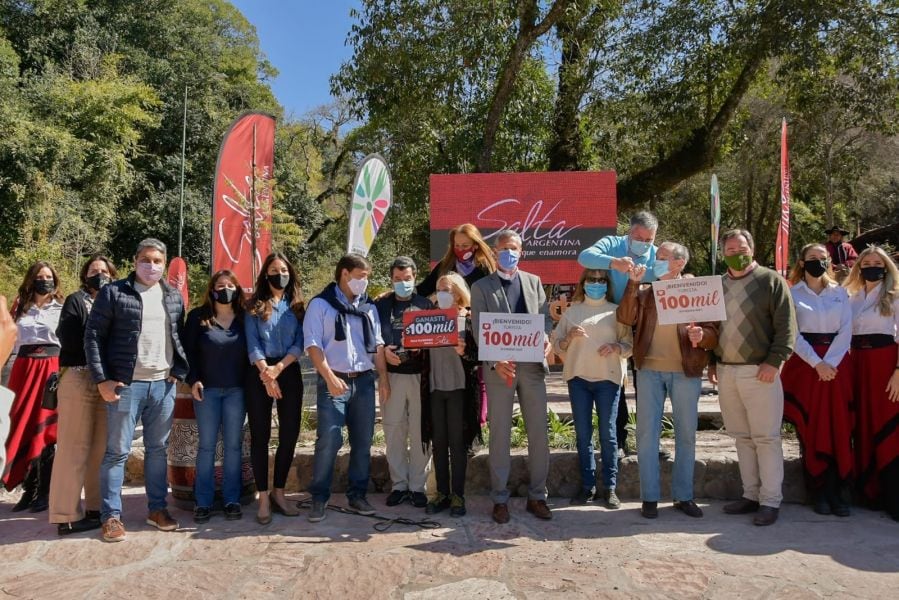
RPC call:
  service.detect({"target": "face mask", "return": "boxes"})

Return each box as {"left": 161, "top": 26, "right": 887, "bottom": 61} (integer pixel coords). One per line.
{"left": 136, "top": 262, "right": 164, "bottom": 284}
{"left": 584, "top": 282, "right": 608, "bottom": 300}
{"left": 86, "top": 273, "right": 111, "bottom": 292}
{"left": 267, "top": 273, "right": 289, "bottom": 290}
{"left": 653, "top": 259, "right": 670, "bottom": 278}
{"left": 34, "top": 279, "right": 55, "bottom": 295}
{"left": 803, "top": 259, "right": 828, "bottom": 278}
{"left": 497, "top": 249, "right": 520, "bottom": 271}
{"left": 393, "top": 280, "right": 414, "bottom": 298}
{"left": 436, "top": 291, "right": 455, "bottom": 309}
{"left": 453, "top": 247, "right": 473, "bottom": 262}
{"left": 861, "top": 266, "right": 885, "bottom": 282}
{"left": 724, "top": 254, "right": 753, "bottom": 272}
{"left": 214, "top": 288, "right": 237, "bottom": 305}
{"left": 630, "top": 239, "right": 652, "bottom": 256}
{"left": 348, "top": 277, "right": 368, "bottom": 296}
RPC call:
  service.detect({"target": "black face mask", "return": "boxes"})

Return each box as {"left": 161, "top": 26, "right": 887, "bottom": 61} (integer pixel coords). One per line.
{"left": 34, "top": 279, "right": 55, "bottom": 295}
{"left": 86, "top": 273, "right": 111, "bottom": 292}
{"left": 861, "top": 266, "right": 885, "bottom": 282}
{"left": 267, "top": 273, "right": 290, "bottom": 290}
{"left": 803, "top": 259, "right": 828, "bottom": 278}
{"left": 214, "top": 288, "right": 237, "bottom": 305}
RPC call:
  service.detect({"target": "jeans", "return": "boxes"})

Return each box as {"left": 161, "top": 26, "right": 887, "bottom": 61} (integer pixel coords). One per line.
{"left": 636, "top": 369, "right": 700, "bottom": 502}
{"left": 100, "top": 379, "right": 175, "bottom": 521}
{"left": 193, "top": 387, "right": 245, "bottom": 507}
{"left": 308, "top": 371, "right": 376, "bottom": 503}
{"left": 568, "top": 377, "right": 620, "bottom": 491}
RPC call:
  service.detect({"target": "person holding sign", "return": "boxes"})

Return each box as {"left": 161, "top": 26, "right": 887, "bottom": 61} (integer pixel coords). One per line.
{"left": 374, "top": 256, "right": 433, "bottom": 508}
{"left": 780, "top": 243, "right": 854, "bottom": 517}
{"left": 712, "top": 229, "right": 796, "bottom": 526}
{"left": 553, "top": 269, "right": 633, "bottom": 508}
{"left": 471, "top": 230, "right": 552, "bottom": 524}
{"left": 617, "top": 242, "right": 718, "bottom": 519}
{"left": 417, "top": 223, "right": 496, "bottom": 297}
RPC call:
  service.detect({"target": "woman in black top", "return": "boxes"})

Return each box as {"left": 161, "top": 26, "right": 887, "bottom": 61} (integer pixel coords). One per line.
{"left": 417, "top": 223, "right": 496, "bottom": 297}
{"left": 183, "top": 270, "right": 248, "bottom": 523}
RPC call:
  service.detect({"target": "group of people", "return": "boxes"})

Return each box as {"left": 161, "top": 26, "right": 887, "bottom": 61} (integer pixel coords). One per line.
{"left": 1, "top": 213, "right": 897, "bottom": 543}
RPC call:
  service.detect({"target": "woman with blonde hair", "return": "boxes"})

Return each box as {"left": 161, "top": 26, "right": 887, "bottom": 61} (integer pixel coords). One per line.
{"left": 844, "top": 245, "right": 899, "bottom": 520}
{"left": 417, "top": 223, "right": 496, "bottom": 297}
{"left": 781, "top": 243, "right": 854, "bottom": 516}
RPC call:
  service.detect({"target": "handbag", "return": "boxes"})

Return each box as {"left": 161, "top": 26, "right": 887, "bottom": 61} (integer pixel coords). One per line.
{"left": 42, "top": 368, "right": 66, "bottom": 410}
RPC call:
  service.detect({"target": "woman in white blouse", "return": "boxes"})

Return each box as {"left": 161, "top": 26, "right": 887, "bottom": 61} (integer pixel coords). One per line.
{"left": 552, "top": 268, "right": 633, "bottom": 508}
{"left": 844, "top": 245, "right": 899, "bottom": 521}
{"left": 781, "top": 243, "right": 854, "bottom": 516}
{"left": 2, "top": 261, "right": 64, "bottom": 513}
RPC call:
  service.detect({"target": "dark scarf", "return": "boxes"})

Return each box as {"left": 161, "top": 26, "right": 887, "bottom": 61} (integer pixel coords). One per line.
{"left": 316, "top": 282, "right": 378, "bottom": 353}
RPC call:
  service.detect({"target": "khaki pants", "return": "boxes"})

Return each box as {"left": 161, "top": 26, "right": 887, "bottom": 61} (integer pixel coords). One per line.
{"left": 48, "top": 369, "right": 107, "bottom": 523}
{"left": 382, "top": 372, "right": 430, "bottom": 493}
{"left": 717, "top": 364, "right": 784, "bottom": 508}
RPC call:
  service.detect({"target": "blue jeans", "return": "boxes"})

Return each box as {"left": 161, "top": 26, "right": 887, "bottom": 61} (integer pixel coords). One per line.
{"left": 193, "top": 387, "right": 245, "bottom": 507}
{"left": 308, "top": 371, "right": 376, "bottom": 503}
{"left": 100, "top": 379, "right": 175, "bottom": 521}
{"left": 636, "top": 369, "right": 701, "bottom": 502}
{"left": 568, "top": 377, "right": 620, "bottom": 491}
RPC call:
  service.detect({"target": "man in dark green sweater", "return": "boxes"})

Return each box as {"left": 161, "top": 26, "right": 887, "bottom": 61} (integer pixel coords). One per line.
{"left": 712, "top": 229, "right": 796, "bottom": 526}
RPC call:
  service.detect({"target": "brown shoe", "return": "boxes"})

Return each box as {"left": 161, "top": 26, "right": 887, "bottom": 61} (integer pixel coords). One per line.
{"left": 101, "top": 517, "right": 126, "bottom": 542}
{"left": 492, "top": 503, "right": 510, "bottom": 524}
{"left": 722, "top": 498, "right": 760, "bottom": 514}
{"left": 146, "top": 509, "right": 179, "bottom": 531}
{"left": 526, "top": 499, "right": 552, "bottom": 520}
{"left": 753, "top": 506, "right": 779, "bottom": 526}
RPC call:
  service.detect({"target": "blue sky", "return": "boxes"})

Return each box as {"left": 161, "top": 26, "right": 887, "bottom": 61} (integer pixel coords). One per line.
{"left": 231, "top": 0, "right": 360, "bottom": 118}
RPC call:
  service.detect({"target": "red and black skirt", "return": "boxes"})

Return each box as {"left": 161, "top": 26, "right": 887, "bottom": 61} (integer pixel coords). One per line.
{"left": 851, "top": 334, "right": 899, "bottom": 504}
{"left": 2, "top": 346, "right": 59, "bottom": 490}
{"left": 782, "top": 333, "right": 854, "bottom": 484}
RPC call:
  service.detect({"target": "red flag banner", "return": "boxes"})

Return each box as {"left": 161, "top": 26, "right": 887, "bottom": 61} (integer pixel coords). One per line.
{"left": 211, "top": 112, "right": 276, "bottom": 294}
{"left": 776, "top": 118, "right": 791, "bottom": 277}
{"left": 166, "top": 257, "right": 189, "bottom": 308}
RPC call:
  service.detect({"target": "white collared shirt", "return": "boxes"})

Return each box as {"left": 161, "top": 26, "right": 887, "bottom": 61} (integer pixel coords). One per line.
{"left": 14, "top": 299, "right": 62, "bottom": 351}
{"left": 790, "top": 281, "right": 851, "bottom": 368}
{"left": 849, "top": 282, "right": 899, "bottom": 342}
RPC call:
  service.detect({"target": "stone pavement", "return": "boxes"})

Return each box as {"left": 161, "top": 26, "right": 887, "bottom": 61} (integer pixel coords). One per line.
{"left": 1, "top": 489, "right": 898, "bottom": 599}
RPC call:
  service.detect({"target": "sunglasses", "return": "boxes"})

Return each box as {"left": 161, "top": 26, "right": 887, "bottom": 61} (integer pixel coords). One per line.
{"left": 585, "top": 277, "right": 608, "bottom": 284}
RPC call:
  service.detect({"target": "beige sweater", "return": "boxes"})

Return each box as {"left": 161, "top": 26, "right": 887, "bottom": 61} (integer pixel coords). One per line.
{"left": 552, "top": 297, "right": 633, "bottom": 384}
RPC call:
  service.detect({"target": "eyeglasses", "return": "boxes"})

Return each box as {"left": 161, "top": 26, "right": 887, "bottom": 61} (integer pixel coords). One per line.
{"left": 584, "top": 277, "right": 608, "bottom": 284}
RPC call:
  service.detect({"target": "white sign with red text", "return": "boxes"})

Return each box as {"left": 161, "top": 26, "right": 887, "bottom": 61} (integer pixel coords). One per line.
{"left": 477, "top": 313, "right": 545, "bottom": 363}
{"left": 652, "top": 276, "right": 727, "bottom": 325}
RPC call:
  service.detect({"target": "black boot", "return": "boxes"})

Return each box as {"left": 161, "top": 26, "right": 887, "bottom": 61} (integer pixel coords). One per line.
{"left": 11, "top": 460, "right": 38, "bottom": 512}
{"left": 29, "top": 445, "right": 54, "bottom": 513}
{"left": 826, "top": 467, "right": 850, "bottom": 517}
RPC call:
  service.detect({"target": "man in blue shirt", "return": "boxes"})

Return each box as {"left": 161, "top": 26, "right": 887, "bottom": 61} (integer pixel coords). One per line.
{"left": 578, "top": 211, "right": 659, "bottom": 456}
{"left": 303, "top": 253, "right": 389, "bottom": 522}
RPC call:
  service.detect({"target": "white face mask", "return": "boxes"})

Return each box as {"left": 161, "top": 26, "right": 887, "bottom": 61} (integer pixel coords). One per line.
{"left": 347, "top": 276, "right": 368, "bottom": 296}
{"left": 436, "top": 291, "right": 454, "bottom": 309}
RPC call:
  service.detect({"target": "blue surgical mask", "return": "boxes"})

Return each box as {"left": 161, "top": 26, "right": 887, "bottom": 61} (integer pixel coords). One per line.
{"left": 653, "top": 259, "right": 669, "bottom": 278}
{"left": 584, "top": 282, "right": 608, "bottom": 300}
{"left": 630, "top": 238, "right": 652, "bottom": 256}
{"left": 393, "top": 280, "right": 414, "bottom": 298}
{"left": 498, "top": 249, "right": 520, "bottom": 271}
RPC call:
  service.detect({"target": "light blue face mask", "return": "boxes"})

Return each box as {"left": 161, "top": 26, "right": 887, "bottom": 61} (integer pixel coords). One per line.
{"left": 393, "top": 280, "right": 414, "bottom": 298}
{"left": 498, "top": 249, "right": 521, "bottom": 271}
{"left": 629, "top": 238, "right": 652, "bottom": 257}
{"left": 653, "top": 259, "right": 670, "bottom": 278}
{"left": 584, "top": 282, "right": 608, "bottom": 299}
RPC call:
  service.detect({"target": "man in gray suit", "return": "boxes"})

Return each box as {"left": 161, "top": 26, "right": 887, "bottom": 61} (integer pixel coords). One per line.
{"left": 470, "top": 229, "right": 552, "bottom": 524}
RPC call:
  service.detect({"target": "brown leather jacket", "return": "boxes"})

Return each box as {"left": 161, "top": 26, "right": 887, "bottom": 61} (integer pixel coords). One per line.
{"left": 616, "top": 279, "right": 719, "bottom": 378}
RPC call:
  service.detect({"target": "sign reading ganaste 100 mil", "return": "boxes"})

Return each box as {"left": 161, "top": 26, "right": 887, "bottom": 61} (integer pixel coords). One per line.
{"left": 429, "top": 172, "right": 618, "bottom": 284}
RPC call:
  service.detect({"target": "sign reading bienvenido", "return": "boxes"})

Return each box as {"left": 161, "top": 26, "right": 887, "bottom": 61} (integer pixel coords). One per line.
{"left": 477, "top": 313, "right": 545, "bottom": 363}
{"left": 652, "top": 276, "right": 727, "bottom": 325}
{"left": 402, "top": 309, "right": 459, "bottom": 348}
{"left": 429, "top": 172, "right": 618, "bottom": 284}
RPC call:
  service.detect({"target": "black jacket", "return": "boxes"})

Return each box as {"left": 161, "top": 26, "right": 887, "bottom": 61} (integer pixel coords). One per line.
{"left": 416, "top": 263, "right": 490, "bottom": 298}
{"left": 374, "top": 292, "right": 433, "bottom": 374}
{"left": 57, "top": 290, "right": 93, "bottom": 367}
{"left": 84, "top": 273, "right": 188, "bottom": 385}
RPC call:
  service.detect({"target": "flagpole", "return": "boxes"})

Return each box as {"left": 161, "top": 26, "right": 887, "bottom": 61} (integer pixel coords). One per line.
{"left": 177, "top": 85, "right": 188, "bottom": 257}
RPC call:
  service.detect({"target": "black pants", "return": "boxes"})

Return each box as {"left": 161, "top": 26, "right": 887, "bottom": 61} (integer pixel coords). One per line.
{"left": 246, "top": 360, "right": 303, "bottom": 491}
{"left": 430, "top": 389, "right": 468, "bottom": 497}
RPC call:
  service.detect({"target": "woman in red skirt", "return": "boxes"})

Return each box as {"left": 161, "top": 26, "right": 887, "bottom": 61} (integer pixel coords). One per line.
{"left": 845, "top": 245, "right": 899, "bottom": 520}
{"left": 2, "top": 261, "right": 63, "bottom": 512}
{"left": 782, "top": 243, "right": 854, "bottom": 516}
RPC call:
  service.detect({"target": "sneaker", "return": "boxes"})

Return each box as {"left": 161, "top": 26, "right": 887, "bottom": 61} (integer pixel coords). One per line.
{"left": 604, "top": 489, "right": 621, "bottom": 509}
{"left": 224, "top": 503, "right": 242, "bottom": 521}
{"left": 146, "top": 509, "right": 179, "bottom": 531}
{"left": 449, "top": 495, "right": 466, "bottom": 517}
{"left": 570, "top": 488, "right": 594, "bottom": 505}
{"left": 409, "top": 491, "right": 428, "bottom": 508}
{"left": 193, "top": 506, "right": 211, "bottom": 524}
{"left": 101, "top": 517, "right": 126, "bottom": 542}
{"left": 348, "top": 496, "right": 376, "bottom": 516}
{"left": 673, "top": 500, "right": 703, "bottom": 518}
{"left": 386, "top": 490, "right": 408, "bottom": 506}
{"left": 426, "top": 494, "right": 451, "bottom": 515}
{"left": 641, "top": 501, "right": 658, "bottom": 519}
{"left": 307, "top": 500, "right": 326, "bottom": 523}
